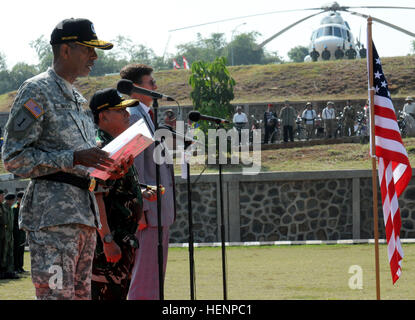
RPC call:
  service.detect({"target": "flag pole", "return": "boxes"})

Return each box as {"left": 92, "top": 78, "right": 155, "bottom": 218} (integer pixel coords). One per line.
{"left": 367, "top": 16, "right": 381, "bottom": 301}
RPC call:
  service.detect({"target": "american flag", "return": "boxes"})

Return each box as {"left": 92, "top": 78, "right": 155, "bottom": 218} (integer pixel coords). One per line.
{"left": 371, "top": 42, "right": 412, "bottom": 284}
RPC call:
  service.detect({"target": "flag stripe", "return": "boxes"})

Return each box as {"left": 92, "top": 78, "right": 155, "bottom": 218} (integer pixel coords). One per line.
{"left": 370, "top": 41, "right": 411, "bottom": 284}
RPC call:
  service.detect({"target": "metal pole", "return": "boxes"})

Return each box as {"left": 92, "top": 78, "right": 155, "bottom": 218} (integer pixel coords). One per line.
{"left": 367, "top": 16, "right": 381, "bottom": 300}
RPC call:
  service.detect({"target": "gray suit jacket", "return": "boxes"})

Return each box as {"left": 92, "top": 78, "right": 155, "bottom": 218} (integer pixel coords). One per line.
{"left": 127, "top": 103, "right": 176, "bottom": 227}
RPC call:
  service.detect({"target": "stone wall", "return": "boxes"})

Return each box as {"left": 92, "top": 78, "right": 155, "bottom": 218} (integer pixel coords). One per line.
{"left": 2, "top": 169, "right": 415, "bottom": 243}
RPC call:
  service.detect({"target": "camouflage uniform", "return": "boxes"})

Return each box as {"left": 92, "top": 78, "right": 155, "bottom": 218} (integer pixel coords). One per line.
{"left": 343, "top": 105, "right": 356, "bottom": 136}
{"left": 2, "top": 67, "right": 101, "bottom": 299}
{"left": 12, "top": 201, "right": 26, "bottom": 272}
{"left": 0, "top": 203, "right": 14, "bottom": 274}
{"left": 91, "top": 129, "right": 143, "bottom": 300}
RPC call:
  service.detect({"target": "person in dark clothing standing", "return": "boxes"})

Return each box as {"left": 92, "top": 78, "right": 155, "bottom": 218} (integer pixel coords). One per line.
{"left": 263, "top": 103, "right": 278, "bottom": 144}
{"left": 12, "top": 192, "right": 26, "bottom": 273}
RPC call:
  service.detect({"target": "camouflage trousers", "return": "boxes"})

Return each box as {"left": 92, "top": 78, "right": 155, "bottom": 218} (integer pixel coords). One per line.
{"left": 27, "top": 224, "right": 96, "bottom": 300}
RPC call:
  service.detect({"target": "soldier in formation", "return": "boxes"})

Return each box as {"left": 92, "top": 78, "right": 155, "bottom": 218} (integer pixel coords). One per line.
{"left": 310, "top": 47, "right": 320, "bottom": 62}
{"left": 334, "top": 45, "right": 344, "bottom": 60}
{"left": 321, "top": 46, "right": 331, "bottom": 61}
{"left": 0, "top": 192, "right": 19, "bottom": 279}
{"left": 345, "top": 44, "right": 357, "bottom": 59}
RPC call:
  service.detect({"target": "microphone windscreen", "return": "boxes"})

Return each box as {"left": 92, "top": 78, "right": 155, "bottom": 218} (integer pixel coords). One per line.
{"left": 188, "top": 111, "right": 201, "bottom": 122}
{"left": 117, "top": 79, "right": 134, "bottom": 95}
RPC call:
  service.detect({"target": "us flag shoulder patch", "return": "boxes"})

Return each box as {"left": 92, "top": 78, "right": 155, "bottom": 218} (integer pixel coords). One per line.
{"left": 24, "top": 99, "right": 44, "bottom": 119}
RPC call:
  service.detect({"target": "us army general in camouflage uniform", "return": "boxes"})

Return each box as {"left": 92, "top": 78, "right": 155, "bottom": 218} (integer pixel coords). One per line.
{"left": 2, "top": 18, "right": 115, "bottom": 300}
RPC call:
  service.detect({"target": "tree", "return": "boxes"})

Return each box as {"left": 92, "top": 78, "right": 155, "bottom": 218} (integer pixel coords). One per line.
{"left": 9, "top": 63, "right": 38, "bottom": 89}
{"left": 30, "top": 35, "right": 52, "bottom": 72}
{"left": 189, "top": 56, "right": 235, "bottom": 134}
{"left": 0, "top": 52, "right": 7, "bottom": 71}
{"left": 288, "top": 45, "right": 309, "bottom": 63}
{"left": 412, "top": 40, "right": 415, "bottom": 54}
{"left": 226, "top": 31, "right": 265, "bottom": 66}
{"left": 175, "top": 33, "right": 227, "bottom": 65}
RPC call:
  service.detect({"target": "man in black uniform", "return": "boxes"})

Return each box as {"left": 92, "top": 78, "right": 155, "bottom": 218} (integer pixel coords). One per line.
{"left": 359, "top": 44, "right": 366, "bottom": 59}
{"left": 334, "top": 45, "right": 344, "bottom": 60}
{"left": 345, "top": 44, "right": 357, "bottom": 60}
{"left": 321, "top": 46, "right": 331, "bottom": 61}
{"left": 310, "top": 47, "right": 319, "bottom": 62}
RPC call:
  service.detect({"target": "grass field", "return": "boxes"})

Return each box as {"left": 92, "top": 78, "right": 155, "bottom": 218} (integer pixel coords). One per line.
{"left": 1, "top": 244, "right": 415, "bottom": 300}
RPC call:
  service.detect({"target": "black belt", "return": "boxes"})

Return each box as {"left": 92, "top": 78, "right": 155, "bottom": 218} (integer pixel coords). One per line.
{"left": 34, "top": 172, "right": 96, "bottom": 191}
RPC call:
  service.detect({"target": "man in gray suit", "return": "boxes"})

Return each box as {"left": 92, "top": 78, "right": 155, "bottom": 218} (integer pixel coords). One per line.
{"left": 120, "top": 64, "right": 176, "bottom": 300}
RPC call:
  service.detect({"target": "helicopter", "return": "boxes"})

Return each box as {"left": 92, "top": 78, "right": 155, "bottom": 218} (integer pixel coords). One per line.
{"left": 304, "top": 11, "right": 357, "bottom": 61}
{"left": 168, "top": 2, "right": 415, "bottom": 62}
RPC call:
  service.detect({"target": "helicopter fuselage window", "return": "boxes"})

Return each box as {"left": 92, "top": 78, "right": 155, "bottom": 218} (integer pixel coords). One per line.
{"left": 316, "top": 28, "right": 324, "bottom": 39}
{"left": 346, "top": 30, "right": 351, "bottom": 42}
{"left": 323, "top": 26, "right": 332, "bottom": 36}
{"left": 333, "top": 27, "right": 342, "bottom": 38}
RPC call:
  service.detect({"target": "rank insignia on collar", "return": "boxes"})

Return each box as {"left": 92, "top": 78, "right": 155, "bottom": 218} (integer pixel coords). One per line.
{"left": 24, "top": 99, "right": 44, "bottom": 119}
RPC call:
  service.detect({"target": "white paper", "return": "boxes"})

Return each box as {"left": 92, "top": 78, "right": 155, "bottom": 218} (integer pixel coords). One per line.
{"left": 89, "top": 119, "right": 154, "bottom": 180}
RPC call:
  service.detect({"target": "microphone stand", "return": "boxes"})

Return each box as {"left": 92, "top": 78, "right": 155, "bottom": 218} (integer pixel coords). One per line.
{"left": 184, "top": 141, "right": 196, "bottom": 300}
{"left": 153, "top": 98, "right": 164, "bottom": 300}
{"left": 215, "top": 121, "right": 228, "bottom": 300}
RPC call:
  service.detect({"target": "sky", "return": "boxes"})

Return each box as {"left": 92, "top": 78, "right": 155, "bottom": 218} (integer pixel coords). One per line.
{"left": 1, "top": 0, "right": 414, "bottom": 69}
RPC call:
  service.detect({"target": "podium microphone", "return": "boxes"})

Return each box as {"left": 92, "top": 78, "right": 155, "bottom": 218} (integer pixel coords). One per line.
{"left": 188, "top": 111, "right": 229, "bottom": 124}
{"left": 117, "top": 79, "right": 175, "bottom": 101}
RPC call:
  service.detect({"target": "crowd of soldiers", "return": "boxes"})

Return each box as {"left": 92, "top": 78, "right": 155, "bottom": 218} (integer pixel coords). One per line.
{"left": 310, "top": 44, "right": 366, "bottom": 62}
{"left": 237, "top": 100, "right": 368, "bottom": 144}
{"left": 0, "top": 190, "right": 26, "bottom": 280}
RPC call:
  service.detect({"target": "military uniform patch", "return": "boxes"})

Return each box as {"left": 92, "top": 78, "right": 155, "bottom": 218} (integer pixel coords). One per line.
{"left": 24, "top": 99, "right": 44, "bottom": 119}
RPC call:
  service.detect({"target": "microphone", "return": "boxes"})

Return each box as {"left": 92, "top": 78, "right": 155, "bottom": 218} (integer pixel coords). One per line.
{"left": 188, "top": 111, "right": 229, "bottom": 124}
{"left": 117, "top": 79, "right": 175, "bottom": 101}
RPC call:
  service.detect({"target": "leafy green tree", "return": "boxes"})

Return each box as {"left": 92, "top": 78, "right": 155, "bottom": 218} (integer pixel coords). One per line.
{"left": 30, "top": 35, "right": 52, "bottom": 72}
{"left": 189, "top": 56, "right": 235, "bottom": 134}
{"left": 0, "top": 70, "right": 13, "bottom": 94}
{"left": 287, "top": 45, "right": 309, "bottom": 63}
{"left": 262, "top": 50, "right": 284, "bottom": 64}
{"left": 226, "top": 31, "right": 265, "bottom": 66}
{"left": 175, "top": 33, "right": 227, "bottom": 64}
{"left": 9, "top": 62, "right": 38, "bottom": 89}
{"left": 89, "top": 50, "right": 128, "bottom": 76}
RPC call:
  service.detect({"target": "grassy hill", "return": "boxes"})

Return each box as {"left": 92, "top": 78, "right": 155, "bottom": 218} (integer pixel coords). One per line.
{"left": 1, "top": 55, "right": 414, "bottom": 111}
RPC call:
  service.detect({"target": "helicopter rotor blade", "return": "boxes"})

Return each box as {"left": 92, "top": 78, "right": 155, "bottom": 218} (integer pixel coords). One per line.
{"left": 168, "top": 8, "right": 321, "bottom": 32}
{"left": 345, "top": 6, "right": 415, "bottom": 10}
{"left": 257, "top": 11, "right": 325, "bottom": 49}
{"left": 346, "top": 10, "right": 415, "bottom": 38}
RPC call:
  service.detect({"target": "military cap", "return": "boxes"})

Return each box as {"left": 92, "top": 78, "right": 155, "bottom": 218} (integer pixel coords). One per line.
{"left": 405, "top": 96, "right": 414, "bottom": 102}
{"left": 306, "top": 102, "right": 312, "bottom": 106}
{"left": 50, "top": 18, "right": 113, "bottom": 50}
{"left": 89, "top": 88, "right": 140, "bottom": 116}
{"left": 327, "top": 101, "right": 334, "bottom": 106}
{"left": 5, "top": 193, "right": 16, "bottom": 201}
{"left": 0, "top": 190, "right": 4, "bottom": 195}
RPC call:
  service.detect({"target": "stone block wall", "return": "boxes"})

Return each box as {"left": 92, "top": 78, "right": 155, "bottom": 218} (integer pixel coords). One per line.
{"left": 2, "top": 169, "right": 415, "bottom": 243}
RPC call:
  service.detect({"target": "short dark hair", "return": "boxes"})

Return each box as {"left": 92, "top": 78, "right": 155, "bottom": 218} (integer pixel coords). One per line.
{"left": 120, "top": 64, "right": 153, "bottom": 84}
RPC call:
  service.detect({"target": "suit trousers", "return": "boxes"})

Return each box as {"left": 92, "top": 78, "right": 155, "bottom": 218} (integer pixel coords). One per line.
{"left": 128, "top": 226, "right": 170, "bottom": 300}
